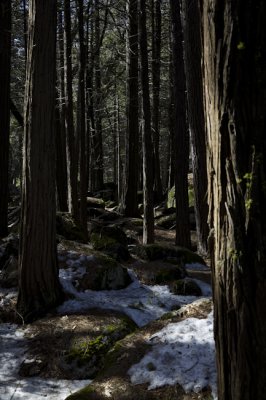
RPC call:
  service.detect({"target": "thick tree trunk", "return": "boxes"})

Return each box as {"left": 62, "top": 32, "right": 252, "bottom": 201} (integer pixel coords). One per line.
{"left": 181, "top": 0, "right": 209, "bottom": 254}
{"left": 77, "top": 0, "right": 88, "bottom": 239}
{"left": 0, "top": 0, "right": 11, "bottom": 238}
{"left": 56, "top": 7, "right": 68, "bottom": 212}
{"left": 17, "top": 0, "right": 63, "bottom": 322}
{"left": 139, "top": 0, "right": 154, "bottom": 244}
{"left": 124, "top": 0, "right": 139, "bottom": 217}
{"left": 64, "top": 0, "right": 79, "bottom": 221}
{"left": 201, "top": 1, "right": 266, "bottom": 399}
{"left": 151, "top": 0, "right": 163, "bottom": 201}
{"left": 170, "top": 0, "right": 191, "bottom": 248}
{"left": 92, "top": 0, "right": 104, "bottom": 191}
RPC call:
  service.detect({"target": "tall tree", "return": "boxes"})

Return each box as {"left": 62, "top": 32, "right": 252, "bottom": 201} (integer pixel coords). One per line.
{"left": 170, "top": 0, "right": 191, "bottom": 248}
{"left": 64, "top": 0, "right": 79, "bottom": 220}
{"left": 56, "top": 6, "right": 68, "bottom": 212}
{"left": 201, "top": 1, "right": 266, "bottom": 399}
{"left": 77, "top": 0, "right": 88, "bottom": 238}
{"left": 151, "top": 0, "right": 163, "bottom": 201}
{"left": 17, "top": 0, "right": 63, "bottom": 321}
{"left": 139, "top": 0, "right": 154, "bottom": 244}
{"left": 0, "top": 0, "right": 11, "bottom": 238}
{"left": 124, "top": 0, "right": 139, "bottom": 217}
{"left": 181, "top": 0, "right": 209, "bottom": 254}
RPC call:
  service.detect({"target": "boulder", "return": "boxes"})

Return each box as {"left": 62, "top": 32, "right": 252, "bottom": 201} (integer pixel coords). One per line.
{"left": 131, "top": 260, "right": 186, "bottom": 285}
{"left": 76, "top": 254, "right": 132, "bottom": 291}
{"left": 172, "top": 279, "right": 202, "bottom": 296}
{"left": 90, "top": 224, "right": 128, "bottom": 250}
{"left": 133, "top": 243, "right": 206, "bottom": 265}
{"left": 56, "top": 212, "right": 86, "bottom": 242}
{"left": 155, "top": 213, "right": 176, "bottom": 229}
{"left": 86, "top": 197, "right": 105, "bottom": 209}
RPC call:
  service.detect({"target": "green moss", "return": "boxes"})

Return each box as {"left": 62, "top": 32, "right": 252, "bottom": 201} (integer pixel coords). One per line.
{"left": 167, "top": 186, "right": 195, "bottom": 209}
{"left": 67, "top": 335, "right": 110, "bottom": 367}
{"left": 65, "top": 385, "right": 96, "bottom": 400}
{"left": 94, "top": 253, "right": 118, "bottom": 268}
{"left": 90, "top": 233, "right": 117, "bottom": 250}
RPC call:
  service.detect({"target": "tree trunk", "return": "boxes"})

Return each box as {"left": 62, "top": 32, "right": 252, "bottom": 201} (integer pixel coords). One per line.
{"left": 17, "top": 0, "right": 63, "bottom": 322}
{"left": 139, "top": 0, "right": 154, "bottom": 244}
{"left": 201, "top": 1, "right": 266, "bottom": 399}
{"left": 92, "top": 0, "right": 104, "bottom": 191}
{"left": 0, "top": 0, "right": 11, "bottom": 238}
{"left": 181, "top": 0, "right": 209, "bottom": 254}
{"left": 56, "top": 6, "right": 68, "bottom": 212}
{"left": 64, "top": 0, "right": 79, "bottom": 221}
{"left": 124, "top": 0, "right": 139, "bottom": 217}
{"left": 151, "top": 0, "right": 163, "bottom": 202}
{"left": 77, "top": 0, "right": 88, "bottom": 239}
{"left": 170, "top": 0, "right": 191, "bottom": 248}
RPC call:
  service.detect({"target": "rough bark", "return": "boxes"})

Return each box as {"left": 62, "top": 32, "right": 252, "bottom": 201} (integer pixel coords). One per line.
{"left": 181, "top": 0, "right": 209, "bottom": 254}
{"left": 151, "top": 0, "right": 163, "bottom": 201}
{"left": 139, "top": 0, "right": 154, "bottom": 244}
{"left": 92, "top": 0, "right": 104, "bottom": 191}
{"left": 77, "top": 0, "right": 88, "bottom": 239}
{"left": 17, "top": 0, "right": 63, "bottom": 322}
{"left": 170, "top": 0, "right": 191, "bottom": 248}
{"left": 56, "top": 6, "right": 68, "bottom": 212}
{"left": 201, "top": 1, "right": 266, "bottom": 399}
{"left": 0, "top": 0, "right": 11, "bottom": 238}
{"left": 64, "top": 0, "right": 79, "bottom": 221}
{"left": 124, "top": 0, "right": 139, "bottom": 217}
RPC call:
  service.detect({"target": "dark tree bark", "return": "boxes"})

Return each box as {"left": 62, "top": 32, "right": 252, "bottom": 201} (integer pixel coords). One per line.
{"left": 10, "top": 100, "right": 24, "bottom": 128}
{"left": 124, "top": 0, "right": 139, "bottom": 217}
{"left": 56, "top": 6, "right": 68, "bottom": 212}
{"left": 77, "top": 0, "right": 88, "bottom": 238}
{"left": 170, "top": 0, "right": 191, "bottom": 248}
{"left": 0, "top": 0, "right": 11, "bottom": 238}
{"left": 64, "top": 0, "right": 79, "bottom": 221}
{"left": 201, "top": 1, "right": 266, "bottom": 399}
{"left": 17, "top": 0, "right": 63, "bottom": 322}
{"left": 92, "top": 0, "right": 104, "bottom": 191}
{"left": 181, "top": 0, "right": 209, "bottom": 254}
{"left": 139, "top": 0, "right": 154, "bottom": 244}
{"left": 151, "top": 0, "right": 163, "bottom": 201}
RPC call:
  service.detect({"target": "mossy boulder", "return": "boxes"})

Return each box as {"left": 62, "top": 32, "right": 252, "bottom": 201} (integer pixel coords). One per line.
{"left": 76, "top": 253, "right": 132, "bottom": 291}
{"left": 90, "top": 225, "right": 127, "bottom": 249}
{"left": 131, "top": 260, "right": 186, "bottom": 285}
{"left": 86, "top": 197, "right": 105, "bottom": 209}
{"left": 155, "top": 213, "right": 176, "bottom": 229}
{"left": 64, "top": 317, "right": 136, "bottom": 379}
{"left": 134, "top": 243, "right": 205, "bottom": 266}
{"left": 172, "top": 279, "right": 202, "bottom": 296}
{"left": 56, "top": 212, "right": 86, "bottom": 242}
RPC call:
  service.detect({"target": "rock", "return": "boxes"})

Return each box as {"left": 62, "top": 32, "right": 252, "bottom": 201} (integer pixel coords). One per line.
{"left": 104, "top": 243, "right": 130, "bottom": 262}
{"left": 155, "top": 213, "right": 176, "bottom": 229}
{"left": 133, "top": 243, "right": 206, "bottom": 265}
{"left": 62, "top": 317, "right": 136, "bottom": 379}
{"left": 76, "top": 254, "right": 132, "bottom": 291}
{"left": 131, "top": 260, "right": 186, "bottom": 285}
{"left": 172, "top": 279, "right": 202, "bottom": 296}
{"left": 0, "top": 234, "right": 19, "bottom": 270}
{"left": 19, "top": 358, "right": 46, "bottom": 377}
{"left": 56, "top": 212, "right": 86, "bottom": 242}
{"left": 0, "top": 256, "right": 18, "bottom": 288}
{"left": 87, "top": 197, "right": 105, "bottom": 209}
{"left": 90, "top": 224, "right": 128, "bottom": 250}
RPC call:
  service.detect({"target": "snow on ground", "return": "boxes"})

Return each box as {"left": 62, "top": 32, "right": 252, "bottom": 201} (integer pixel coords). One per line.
{"left": 128, "top": 308, "right": 217, "bottom": 400}
{"left": 58, "top": 265, "right": 210, "bottom": 327}
{"left": 0, "top": 324, "right": 91, "bottom": 400}
{"left": 0, "top": 251, "right": 215, "bottom": 399}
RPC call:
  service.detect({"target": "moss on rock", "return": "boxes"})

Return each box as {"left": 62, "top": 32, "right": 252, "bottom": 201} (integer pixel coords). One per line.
{"left": 134, "top": 243, "right": 205, "bottom": 266}
{"left": 172, "top": 279, "right": 202, "bottom": 296}
{"left": 56, "top": 212, "right": 86, "bottom": 242}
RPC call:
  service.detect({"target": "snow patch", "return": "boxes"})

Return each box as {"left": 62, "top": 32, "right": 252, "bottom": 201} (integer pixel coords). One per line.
{"left": 128, "top": 311, "right": 217, "bottom": 399}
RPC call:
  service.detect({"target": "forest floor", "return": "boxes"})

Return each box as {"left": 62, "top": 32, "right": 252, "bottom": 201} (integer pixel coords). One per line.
{"left": 0, "top": 210, "right": 216, "bottom": 400}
